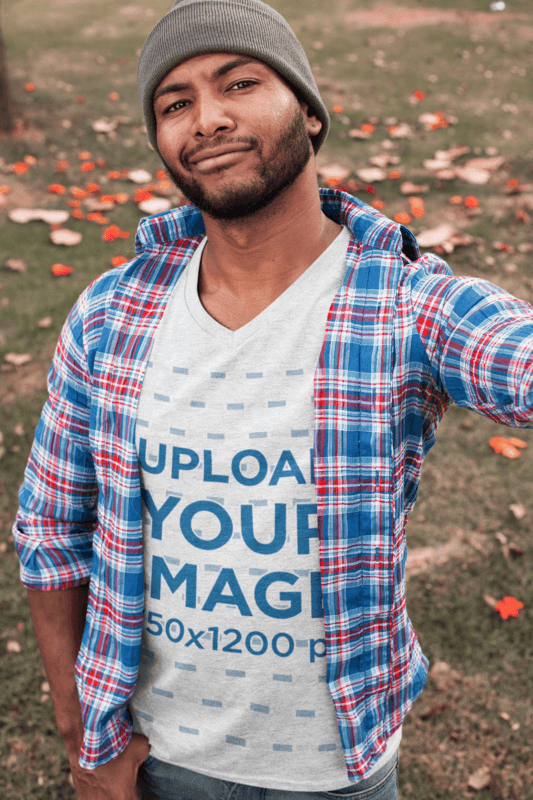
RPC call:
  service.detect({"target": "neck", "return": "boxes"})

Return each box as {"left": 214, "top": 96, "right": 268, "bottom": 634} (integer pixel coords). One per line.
{"left": 199, "top": 167, "right": 343, "bottom": 300}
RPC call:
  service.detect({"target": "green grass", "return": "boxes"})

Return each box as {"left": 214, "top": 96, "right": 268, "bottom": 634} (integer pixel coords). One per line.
{"left": 1, "top": 0, "right": 533, "bottom": 797}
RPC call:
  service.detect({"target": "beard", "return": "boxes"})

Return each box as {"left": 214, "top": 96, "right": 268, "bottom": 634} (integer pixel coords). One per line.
{"left": 161, "top": 103, "right": 313, "bottom": 221}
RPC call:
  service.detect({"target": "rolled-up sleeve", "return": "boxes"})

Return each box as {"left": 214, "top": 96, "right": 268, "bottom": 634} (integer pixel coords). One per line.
{"left": 13, "top": 291, "right": 99, "bottom": 589}
{"left": 409, "top": 253, "right": 533, "bottom": 427}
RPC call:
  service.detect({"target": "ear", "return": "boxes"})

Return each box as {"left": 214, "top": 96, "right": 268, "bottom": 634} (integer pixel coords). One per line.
{"left": 299, "top": 101, "right": 323, "bottom": 136}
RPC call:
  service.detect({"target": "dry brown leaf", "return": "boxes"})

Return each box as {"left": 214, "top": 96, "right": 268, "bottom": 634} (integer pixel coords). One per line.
{"left": 348, "top": 128, "right": 371, "bottom": 139}
{"left": 6, "top": 640, "right": 21, "bottom": 653}
{"left": 91, "top": 119, "right": 118, "bottom": 133}
{"left": 317, "top": 164, "right": 351, "bottom": 182}
{"left": 84, "top": 198, "right": 116, "bottom": 212}
{"left": 50, "top": 228, "right": 83, "bottom": 246}
{"left": 454, "top": 166, "right": 491, "bottom": 184}
{"left": 434, "top": 169, "right": 456, "bottom": 180}
{"left": 438, "top": 145, "right": 471, "bottom": 161}
{"left": 138, "top": 197, "right": 172, "bottom": 214}
{"left": 400, "top": 181, "right": 429, "bottom": 194}
{"left": 356, "top": 167, "right": 386, "bottom": 183}
{"left": 483, "top": 593, "right": 498, "bottom": 609}
{"left": 463, "top": 156, "right": 505, "bottom": 172}
{"left": 509, "top": 503, "right": 526, "bottom": 519}
{"left": 388, "top": 122, "right": 413, "bottom": 138}
{"left": 4, "top": 258, "right": 28, "bottom": 273}
{"left": 416, "top": 223, "right": 457, "bottom": 249}
{"left": 8, "top": 208, "right": 70, "bottom": 225}
{"left": 37, "top": 316, "right": 53, "bottom": 328}
{"left": 4, "top": 352, "right": 32, "bottom": 366}
{"left": 467, "top": 766, "right": 491, "bottom": 792}
{"left": 368, "top": 154, "right": 400, "bottom": 169}
{"left": 128, "top": 169, "right": 153, "bottom": 184}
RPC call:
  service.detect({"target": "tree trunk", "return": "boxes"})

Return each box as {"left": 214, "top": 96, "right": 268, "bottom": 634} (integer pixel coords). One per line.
{"left": 0, "top": 20, "right": 14, "bottom": 133}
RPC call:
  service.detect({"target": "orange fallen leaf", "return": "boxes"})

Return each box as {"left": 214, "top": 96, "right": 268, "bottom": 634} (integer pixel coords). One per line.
{"left": 133, "top": 188, "right": 154, "bottom": 203}
{"left": 71, "top": 209, "right": 85, "bottom": 220}
{"left": 371, "top": 200, "right": 386, "bottom": 210}
{"left": 48, "top": 183, "right": 66, "bottom": 195}
{"left": 99, "top": 194, "right": 116, "bottom": 204}
{"left": 86, "top": 212, "right": 110, "bottom": 225}
{"left": 155, "top": 170, "right": 167, "bottom": 179}
{"left": 67, "top": 199, "right": 81, "bottom": 208}
{"left": 507, "top": 436, "right": 527, "bottom": 449}
{"left": 489, "top": 436, "right": 521, "bottom": 458}
{"left": 361, "top": 123, "right": 374, "bottom": 133}
{"left": 388, "top": 171, "right": 402, "bottom": 180}
{"left": 464, "top": 195, "right": 479, "bottom": 209}
{"left": 12, "top": 162, "right": 29, "bottom": 175}
{"left": 102, "top": 224, "right": 130, "bottom": 242}
{"left": 394, "top": 212, "right": 412, "bottom": 224}
{"left": 70, "top": 186, "right": 89, "bottom": 199}
{"left": 24, "top": 82, "right": 36, "bottom": 92}
{"left": 49, "top": 223, "right": 63, "bottom": 231}
{"left": 365, "top": 185, "right": 375, "bottom": 194}
{"left": 85, "top": 183, "right": 101, "bottom": 194}
{"left": 408, "top": 197, "right": 425, "bottom": 218}
{"left": 51, "top": 263, "right": 73, "bottom": 277}
{"left": 107, "top": 170, "right": 122, "bottom": 180}
{"left": 80, "top": 162, "right": 95, "bottom": 172}
{"left": 112, "top": 192, "right": 129, "bottom": 204}
{"left": 75, "top": 96, "right": 86, "bottom": 104}
{"left": 332, "top": 104, "right": 344, "bottom": 112}
{"left": 55, "top": 159, "right": 70, "bottom": 172}
{"left": 111, "top": 255, "right": 128, "bottom": 267}
{"left": 413, "top": 90, "right": 425, "bottom": 101}
{"left": 24, "top": 155, "right": 37, "bottom": 165}
{"left": 108, "top": 91, "right": 120, "bottom": 101}
{"left": 95, "top": 158, "right": 108, "bottom": 168}
{"left": 449, "top": 195, "right": 463, "bottom": 205}
{"left": 78, "top": 151, "right": 91, "bottom": 161}
{"left": 0, "top": 186, "right": 11, "bottom": 195}
{"left": 495, "top": 596, "right": 524, "bottom": 619}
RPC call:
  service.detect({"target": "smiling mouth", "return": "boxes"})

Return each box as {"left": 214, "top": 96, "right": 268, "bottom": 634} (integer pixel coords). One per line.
{"left": 191, "top": 148, "right": 254, "bottom": 173}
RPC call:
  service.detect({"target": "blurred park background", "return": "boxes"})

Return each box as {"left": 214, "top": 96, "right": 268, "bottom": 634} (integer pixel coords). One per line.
{"left": 1, "top": 0, "right": 533, "bottom": 797}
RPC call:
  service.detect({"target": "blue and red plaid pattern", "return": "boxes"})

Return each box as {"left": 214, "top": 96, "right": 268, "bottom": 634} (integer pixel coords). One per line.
{"left": 13, "top": 190, "right": 533, "bottom": 776}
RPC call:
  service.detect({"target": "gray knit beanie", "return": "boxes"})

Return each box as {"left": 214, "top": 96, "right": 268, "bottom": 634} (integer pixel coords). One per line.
{"left": 137, "top": 0, "right": 330, "bottom": 157}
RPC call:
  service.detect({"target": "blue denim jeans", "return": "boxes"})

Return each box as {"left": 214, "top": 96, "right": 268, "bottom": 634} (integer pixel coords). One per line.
{"left": 137, "top": 750, "right": 399, "bottom": 800}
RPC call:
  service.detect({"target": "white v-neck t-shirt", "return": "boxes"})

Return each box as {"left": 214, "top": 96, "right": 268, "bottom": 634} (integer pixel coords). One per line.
{"left": 131, "top": 227, "right": 401, "bottom": 790}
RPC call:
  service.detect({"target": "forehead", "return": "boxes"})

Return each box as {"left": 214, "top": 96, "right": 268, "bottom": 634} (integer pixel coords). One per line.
{"left": 156, "top": 52, "right": 275, "bottom": 91}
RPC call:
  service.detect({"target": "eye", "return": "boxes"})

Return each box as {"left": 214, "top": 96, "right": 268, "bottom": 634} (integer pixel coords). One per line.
{"left": 230, "top": 80, "right": 257, "bottom": 91}
{"left": 163, "top": 99, "right": 189, "bottom": 114}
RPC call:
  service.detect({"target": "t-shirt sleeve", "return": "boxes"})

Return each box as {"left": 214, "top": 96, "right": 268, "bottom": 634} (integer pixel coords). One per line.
{"left": 13, "top": 290, "right": 98, "bottom": 590}
{"left": 408, "top": 254, "right": 533, "bottom": 427}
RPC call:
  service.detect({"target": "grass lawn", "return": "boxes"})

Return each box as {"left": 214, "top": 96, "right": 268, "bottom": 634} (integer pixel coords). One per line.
{"left": 1, "top": 0, "right": 533, "bottom": 797}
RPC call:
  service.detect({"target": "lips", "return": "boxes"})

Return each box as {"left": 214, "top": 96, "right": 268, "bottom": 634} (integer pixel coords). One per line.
{"left": 188, "top": 143, "right": 253, "bottom": 165}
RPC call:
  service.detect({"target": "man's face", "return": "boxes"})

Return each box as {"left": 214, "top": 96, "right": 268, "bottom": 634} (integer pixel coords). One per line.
{"left": 152, "top": 52, "right": 321, "bottom": 220}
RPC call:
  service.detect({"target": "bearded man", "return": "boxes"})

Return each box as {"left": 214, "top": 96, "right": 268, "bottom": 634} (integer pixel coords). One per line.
{"left": 14, "top": 1, "right": 533, "bottom": 799}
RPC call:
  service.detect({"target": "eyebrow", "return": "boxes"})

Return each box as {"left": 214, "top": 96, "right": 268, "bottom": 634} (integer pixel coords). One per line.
{"left": 153, "top": 57, "right": 259, "bottom": 104}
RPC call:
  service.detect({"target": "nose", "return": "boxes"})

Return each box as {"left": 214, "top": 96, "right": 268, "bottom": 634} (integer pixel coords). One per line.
{"left": 193, "top": 93, "right": 237, "bottom": 139}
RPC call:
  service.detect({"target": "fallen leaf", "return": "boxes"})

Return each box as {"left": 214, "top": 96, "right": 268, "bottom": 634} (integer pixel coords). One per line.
{"left": 483, "top": 593, "right": 498, "bottom": 610}
{"left": 84, "top": 198, "right": 115, "bottom": 212}
{"left": 371, "top": 200, "right": 386, "bottom": 210}
{"left": 138, "top": 197, "right": 172, "bottom": 214}
{"left": 416, "top": 223, "right": 457, "bottom": 249}
{"left": 449, "top": 195, "right": 463, "bottom": 204}
{"left": 50, "top": 228, "right": 83, "bottom": 246}
{"left": 86, "top": 212, "right": 110, "bottom": 225}
{"left": 24, "top": 82, "right": 35, "bottom": 92}
{"left": 102, "top": 224, "right": 131, "bottom": 242}
{"left": 54, "top": 160, "right": 70, "bottom": 172}
{"left": 51, "top": 263, "right": 74, "bottom": 277}
{"left": 0, "top": 185, "right": 11, "bottom": 194}
{"left": 69, "top": 186, "right": 89, "bottom": 199}
{"left": 47, "top": 183, "right": 66, "bottom": 195}
{"left": 408, "top": 197, "right": 425, "bottom": 218}
{"left": 75, "top": 97, "right": 86, "bottom": 103}
{"left": 356, "top": 167, "right": 386, "bottom": 183}
{"left": 128, "top": 169, "right": 153, "bottom": 184}
{"left": 413, "top": 90, "right": 425, "bottom": 101}
{"left": 509, "top": 503, "right": 526, "bottom": 519}
{"left": 454, "top": 166, "right": 491, "bottom": 184}
{"left": 394, "top": 212, "right": 412, "bottom": 224}
{"left": 155, "top": 170, "right": 168, "bottom": 179}
{"left": 387, "top": 122, "right": 413, "bottom": 138}
{"left": 467, "top": 766, "right": 491, "bottom": 791}
{"left": 8, "top": 208, "right": 70, "bottom": 225}
{"left": 85, "top": 183, "right": 101, "bottom": 194}
{"left": 464, "top": 195, "right": 479, "bottom": 209}
{"left": 348, "top": 128, "right": 371, "bottom": 139}
{"left": 463, "top": 156, "right": 505, "bottom": 172}
{"left": 317, "top": 164, "right": 351, "bottom": 182}
{"left": 111, "top": 256, "right": 128, "bottom": 267}
{"left": 4, "top": 259, "right": 28, "bottom": 273}
{"left": 489, "top": 436, "right": 521, "bottom": 458}
{"left": 37, "top": 316, "right": 53, "bottom": 328}
{"left": 4, "top": 353, "right": 32, "bottom": 366}
{"left": 401, "top": 181, "right": 429, "bottom": 195}
{"left": 108, "top": 91, "right": 120, "bottom": 101}
{"left": 424, "top": 158, "right": 452, "bottom": 171}
{"left": 6, "top": 640, "right": 21, "bottom": 653}
{"left": 495, "top": 595, "right": 524, "bottom": 619}
{"left": 434, "top": 169, "right": 456, "bottom": 180}
{"left": 507, "top": 436, "right": 527, "bottom": 448}
{"left": 80, "top": 162, "right": 96, "bottom": 172}
{"left": 133, "top": 188, "right": 154, "bottom": 203}
{"left": 24, "top": 155, "right": 37, "bottom": 165}
{"left": 11, "top": 162, "right": 29, "bottom": 174}
{"left": 113, "top": 192, "right": 129, "bottom": 204}
{"left": 71, "top": 209, "right": 85, "bottom": 220}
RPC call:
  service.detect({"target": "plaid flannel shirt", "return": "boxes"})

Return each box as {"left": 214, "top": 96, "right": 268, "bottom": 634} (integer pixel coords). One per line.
{"left": 13, "top": 190, "right": 533, "bottom": 778}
